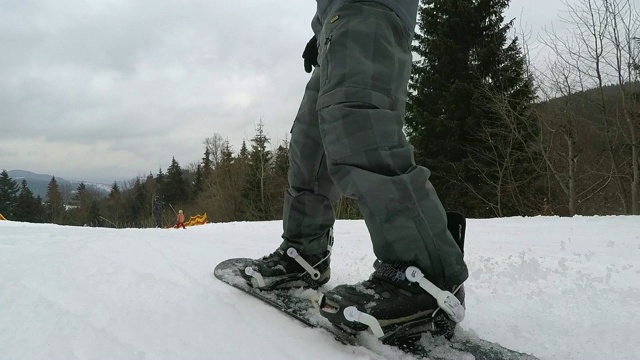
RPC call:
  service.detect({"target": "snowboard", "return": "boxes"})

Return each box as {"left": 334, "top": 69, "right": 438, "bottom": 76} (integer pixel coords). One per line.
{"left": 214, "top": 258, "right": 538, "bottom": 360}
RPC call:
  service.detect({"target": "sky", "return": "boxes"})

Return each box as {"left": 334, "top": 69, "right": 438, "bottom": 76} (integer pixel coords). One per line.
{"left": 0, "top": 0, "right": 568, "bottom": 184}
{"left": 1, "top": 215, "right": 638, "bottom": 359}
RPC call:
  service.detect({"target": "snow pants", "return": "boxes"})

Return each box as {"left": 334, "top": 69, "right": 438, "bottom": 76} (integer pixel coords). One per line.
{"left": 282, "top": 2, "right": 468, "bottom": 286}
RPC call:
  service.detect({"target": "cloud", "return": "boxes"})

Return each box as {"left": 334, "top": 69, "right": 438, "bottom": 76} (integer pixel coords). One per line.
{"left": 0, "top": 0, "right": 315, "bottom": 183}
{"left": 0, "top": 0, "right": 570, "bottom": 184}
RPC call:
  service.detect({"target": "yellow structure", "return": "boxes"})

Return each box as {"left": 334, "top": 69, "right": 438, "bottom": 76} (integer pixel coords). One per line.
{"left": 0, "top": 213, "right": 6, "bottom": 220}
{"left": 185, "top": 213, "right": 208, "bottom": 227}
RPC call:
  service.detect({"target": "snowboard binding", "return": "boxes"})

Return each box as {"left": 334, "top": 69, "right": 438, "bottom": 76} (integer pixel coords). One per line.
{"left": 318, "top": 267, "right": 465, "bottom": 344}
{"left": 319, "top": 211, "right": 467, "bottom": 344}
{"left": 243, "top": 229, "right": 334, "bottom": 290}
{"left": 244, "top": 247, "right": 326, "bottom": 288}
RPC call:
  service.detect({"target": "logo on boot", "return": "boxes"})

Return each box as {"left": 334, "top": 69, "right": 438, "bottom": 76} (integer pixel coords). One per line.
{"left": 376, "top": 262, "right": 408, "bottom": 282}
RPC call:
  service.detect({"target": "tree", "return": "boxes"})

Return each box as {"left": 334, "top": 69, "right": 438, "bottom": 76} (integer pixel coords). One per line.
{"left": 0, "top": 170, "right": 19, "bottom": 218}
{"left": 192, "top": 164, "right": 204, "bottom": 199}
{"left": 155, "top": 168, "right": 166, "bottom": 199}
{"left": 193, "top": 145, "right": 216, "bottom": 199}
{"left": 163, "top": 157, "right": 189, "bottom": 206}
{"left": 13, "top": 179, "right": 45, "bottom": 223}
{"left": 406, "top": 0, "right": 541, "bottom": 217}
{"left": 272, "top": 139, "right": 289, "bottom": 180}
{"left": 45, "top": 176, "right": 65, "bottom": 223}
{"left": 539, "top": 0, "right": 640, "bottom": 215}
{"left": 105, "top": 182, "right": 123, "bottom": 227}
{"left": 210, "top": 140, "right": 247, "bottom": 222}
{"left": 126, "top": 177, "right": 148, "bottom": 226}
{"left": 203, "top": 133, "right": 225, "bottom": 169}
{"left": 70, "top": 182, "right": 101, "bottom": 226}
{"left": 243, "top": 121, "right": 274, "bottom": 220}
{"left": 271, "top": 139, "right": 291, "bottom": 220}
{"left": 536, "top": 50, "right": 614, "bottom": 216}
{"left": 239, "top": 140, "right": 249, "bottom": 161}
{"left": 604, "top": 0, "right": 640, "bottom": 214}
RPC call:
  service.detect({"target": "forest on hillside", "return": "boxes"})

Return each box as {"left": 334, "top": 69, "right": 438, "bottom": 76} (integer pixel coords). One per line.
{"left": 0, "top": 0, "right": 639, "bottom": 227}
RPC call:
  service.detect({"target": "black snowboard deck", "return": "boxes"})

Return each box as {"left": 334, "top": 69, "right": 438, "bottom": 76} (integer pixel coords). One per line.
{"left": 214, "top": 258, "right": 538, "bottom": 360}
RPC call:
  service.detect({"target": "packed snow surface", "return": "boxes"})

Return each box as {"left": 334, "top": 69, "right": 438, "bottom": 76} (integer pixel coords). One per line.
{"left": 1, "top": 216, "right": 639, "bottom": 359}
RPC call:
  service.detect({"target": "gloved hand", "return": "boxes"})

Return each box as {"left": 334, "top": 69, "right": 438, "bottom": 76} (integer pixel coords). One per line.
{"left": 302, "top": 36, "right": 319, "bottom": 73}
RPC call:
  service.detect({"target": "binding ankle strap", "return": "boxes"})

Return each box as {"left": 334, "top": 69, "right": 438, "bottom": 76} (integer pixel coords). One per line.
{"left": 405, "top": 266, "right": 465, "bottom": 323}
{"left": 285, "top": 227, "right": 332, "bottom": 281}
{"left": 286, "top": 248, "right": 321, "bottom": 280}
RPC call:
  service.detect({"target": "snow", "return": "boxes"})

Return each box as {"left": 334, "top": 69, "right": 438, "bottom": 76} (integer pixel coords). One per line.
{"left": 1, "top": 216, "right": 638, "bottom": 360}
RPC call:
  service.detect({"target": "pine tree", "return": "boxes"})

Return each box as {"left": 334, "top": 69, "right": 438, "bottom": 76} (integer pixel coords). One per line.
{"left": 271, "top": 139, "right": 290, "bottom": 219}
{"left": 406, "top": 0, "right": 540, "bottom": 217}
{"left": 0, "top": 170, "right": 19, "bottom": 218}
{"left": 34, "top": 195, "right": 46, "bottom": 222}
{"left": 220, "top": 141, "right": 234, "bottom": 167}
{"left": 202, "top": 147, "right": 214, "bottom": 178}
{"left": 126, "top": 177, "right": 147, "bottom": 226}
{"left": 71, "top": 182, "right": 101, "bottom": 226}
{"left": 13, "top": 179, "right": 32, "bottom": 222}
{"left": 243, "top": 122, "right": 274, "bottom": 220}
{"left": 109, "top": 182, "right": 120, "bottom": 196}
{"left": 105, "top": 182, "right": 123, "bottom": 227}
{"left": 210, "top": 141, "right": 245, "bottom": 222}
{"left": 13, "top": 179, "right": 45, "bottom": 223}
{"left": 68, "top": 182, "right": 85, "bottom": 225}
{"left": 192, "top": 164, "right": 204, "bottom": 198}
{"left": 155, "top": 168, "right": 166, "bottom": 199}
{"left": 45, "top": 176, "right": 65, "bottom": 223}
{"left": 87, "top": 200, "right": 101, "bottom": 227}
{"left": 239, "top": 140, "right": 249, "bottom": 161}
{"left": 163, "top": 157, "right": 189, "bottom": 207}
{"left": 273, "top": 140, "right": 290, "bottom": 180}
{"left": 193, "top": 147, "right": 214, "bottom": 199}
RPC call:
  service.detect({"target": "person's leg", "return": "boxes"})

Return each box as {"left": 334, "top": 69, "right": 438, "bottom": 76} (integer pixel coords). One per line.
{"left": 282, "top": 69, "right": 341, "bottom": 255}
{"left": 315, "top": 2, "right": 468, "bottom": 332}
{"left": 316, "top": 2, "right": 467, "bottom": 288}
{"left": 240, "top": 70, "right": 341, "bottom": 290}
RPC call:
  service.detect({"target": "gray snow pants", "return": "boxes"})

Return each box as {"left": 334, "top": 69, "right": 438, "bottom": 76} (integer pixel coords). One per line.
{"left": 282, "top": 2, "right": 468, "bottom": 287}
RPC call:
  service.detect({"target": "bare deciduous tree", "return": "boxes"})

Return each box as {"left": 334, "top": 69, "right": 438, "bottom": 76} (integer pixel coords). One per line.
{"left": 603, "top": 0, "right": 640, "bottom": 213}
{"left": 203, "top": 133, "right": 225, "bottom": 169}
{"left": 538, "top": 0, "right": 640, "bottom": 215}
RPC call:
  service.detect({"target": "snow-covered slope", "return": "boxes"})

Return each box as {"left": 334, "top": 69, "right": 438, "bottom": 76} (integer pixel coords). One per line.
{"left": 1, "top": 216, "right": 638, "bottom": 360}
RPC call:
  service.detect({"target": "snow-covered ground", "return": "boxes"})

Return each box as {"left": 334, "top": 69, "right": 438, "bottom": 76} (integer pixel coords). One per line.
{"left": 1, "top": 216, "right": 638, "bottom": 360}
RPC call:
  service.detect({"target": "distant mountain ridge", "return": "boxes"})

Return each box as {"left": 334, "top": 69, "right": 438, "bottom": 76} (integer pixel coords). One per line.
{"left": 7, "top": 170, "right": 111, "bottom": 200}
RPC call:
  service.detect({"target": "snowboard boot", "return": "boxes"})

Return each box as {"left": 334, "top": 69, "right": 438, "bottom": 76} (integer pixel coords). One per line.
{"left": 240, "top": 245, "right": 331, "bottom": 291}
{"left": 319, "top": 260, "right": 465, "bottom": 342}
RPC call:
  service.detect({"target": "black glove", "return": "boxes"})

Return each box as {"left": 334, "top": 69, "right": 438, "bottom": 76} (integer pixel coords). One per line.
{"left": 302, "top": 36, "right": 319, "bottom": 73}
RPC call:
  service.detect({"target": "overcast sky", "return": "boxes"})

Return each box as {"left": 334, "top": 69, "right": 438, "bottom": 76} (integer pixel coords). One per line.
{"left": 1, "top": 0, "right": 568, "bottom": 184}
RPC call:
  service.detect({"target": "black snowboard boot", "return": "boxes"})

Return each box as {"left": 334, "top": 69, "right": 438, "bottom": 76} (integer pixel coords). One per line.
{"left": 319, "top": 211, "right": 466, "bottom": 341}
{"left": 241, "top": 245, "right": 331, "bottom": 290}
{"left": 319, "top": 260, "right": 464, "bottom": 339}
